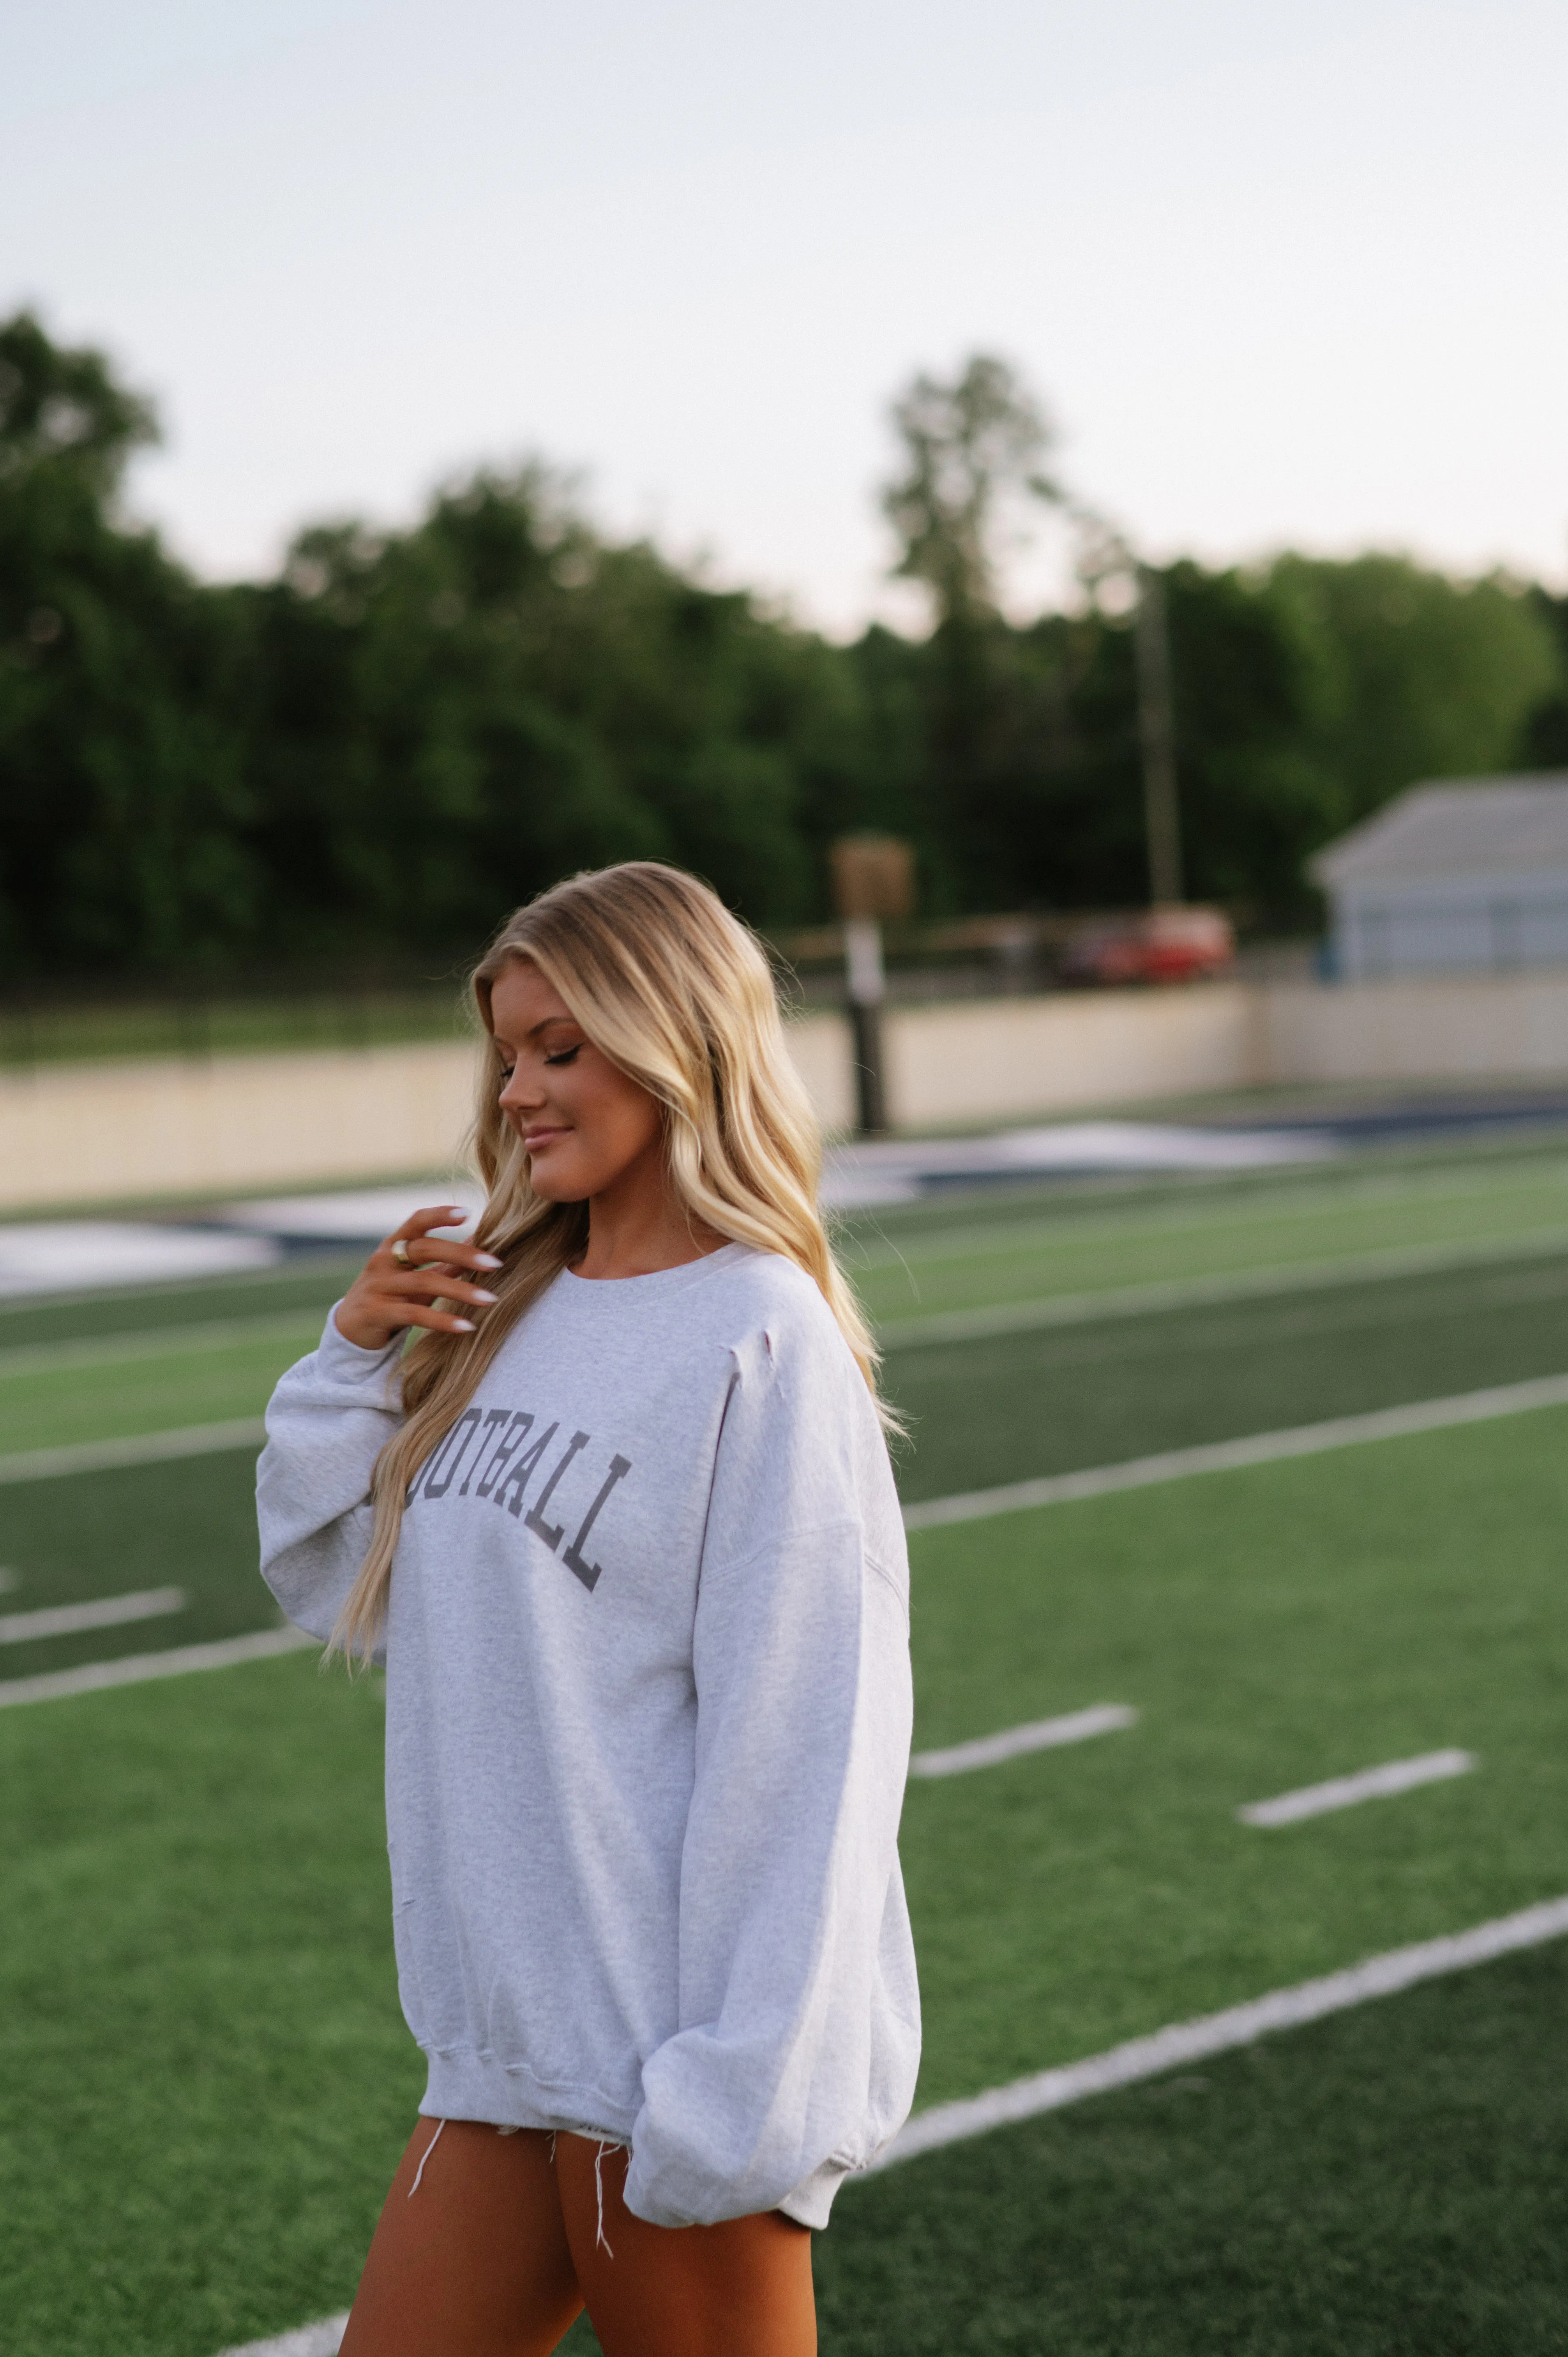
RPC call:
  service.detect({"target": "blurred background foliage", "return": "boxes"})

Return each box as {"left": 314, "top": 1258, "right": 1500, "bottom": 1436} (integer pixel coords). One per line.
{"left": 2, "top": 313, "right": 1564, "bottom": 982}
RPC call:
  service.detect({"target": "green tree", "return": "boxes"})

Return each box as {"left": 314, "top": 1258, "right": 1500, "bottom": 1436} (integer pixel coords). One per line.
{"left": 1517, "top": 586, "right": 1568, "bottom": 767}
{"left": 882, "top": 353, "right": 1060, "bottom": 627}
{"left": 1268, "top": 553, "right": 1560, "bottom": 821}
{"left": 230, "top": 469, "right": 867, "bottom": 956}
{"left": 0, "top": 312, "right": 256, "bottom": 977}
{"left": 879, "top": 353, "right": 1070, "bottom": 906}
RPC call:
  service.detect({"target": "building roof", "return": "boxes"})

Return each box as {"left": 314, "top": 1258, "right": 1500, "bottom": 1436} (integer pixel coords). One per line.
{"left": 1312, "top": 775, "right": 1568, "bottom": 888}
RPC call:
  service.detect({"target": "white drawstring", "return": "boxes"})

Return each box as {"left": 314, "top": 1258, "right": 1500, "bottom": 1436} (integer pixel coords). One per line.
{"left": 593, "top": 2140, "right": 616, "bottom": 2258}
{"left": 408, "top": 2117, "right": 445, "bottom": 2196}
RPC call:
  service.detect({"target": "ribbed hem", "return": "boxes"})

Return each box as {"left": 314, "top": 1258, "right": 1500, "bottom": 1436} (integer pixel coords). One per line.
{"left": 421, "top": 2044, "right": 639, "bottom": 2144}
{"left": 421, "top": 2046, "right": 851, "bottom": 2229}
{"left": 778, "top": 2158, "right": 850, "bottom": 2230}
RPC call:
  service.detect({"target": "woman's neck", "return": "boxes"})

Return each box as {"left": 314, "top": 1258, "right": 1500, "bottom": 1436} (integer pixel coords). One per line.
{"left": 571, "top": 1153, "right": 726, "bottom": 1281}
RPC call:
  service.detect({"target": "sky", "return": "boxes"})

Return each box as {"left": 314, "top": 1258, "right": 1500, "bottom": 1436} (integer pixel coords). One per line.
{"left": 3, "top": 0, "right": 1565, "bottom": 635}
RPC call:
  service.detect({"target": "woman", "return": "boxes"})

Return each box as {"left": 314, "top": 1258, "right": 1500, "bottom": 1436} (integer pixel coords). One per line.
{"left": 257, "top": 862, "right": 920, "bottom": 2356}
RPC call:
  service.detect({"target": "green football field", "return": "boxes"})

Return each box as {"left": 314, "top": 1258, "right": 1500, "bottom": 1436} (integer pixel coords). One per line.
{"left": 3, "top": 1138, "right": 1567, "bottom": 2353}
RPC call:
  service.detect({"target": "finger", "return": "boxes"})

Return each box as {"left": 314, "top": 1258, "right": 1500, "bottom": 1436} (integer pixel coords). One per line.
{"left": 381, "top": 1213, "right": 501, "bottom": 1274}
{"left": 392, "top": 1205, "right": 474, "bottom": 1242}
{"left": 399, "top": 1308, "right": 479, "bottom": 1335}
{"left": 376, "top": 1273, "right": 499, "bottom": 1308}
{"left": 385, "top": 1241, "right": 503, "bottom": 1275}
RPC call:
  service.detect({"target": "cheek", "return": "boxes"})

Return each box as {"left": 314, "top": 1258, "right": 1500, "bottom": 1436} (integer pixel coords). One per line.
{"left": 581, "top": 1069, "right": 663, "bottom": 1159}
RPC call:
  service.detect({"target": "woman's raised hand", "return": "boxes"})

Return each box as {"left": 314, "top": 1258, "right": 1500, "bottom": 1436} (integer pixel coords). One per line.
{"left": 332, "top": 1206, "right": 503, "bottom": 1352}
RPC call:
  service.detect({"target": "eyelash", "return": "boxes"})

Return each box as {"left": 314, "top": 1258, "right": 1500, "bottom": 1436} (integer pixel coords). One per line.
{"left": 500, "top": 1045, "right": 580, "bottom": 1082}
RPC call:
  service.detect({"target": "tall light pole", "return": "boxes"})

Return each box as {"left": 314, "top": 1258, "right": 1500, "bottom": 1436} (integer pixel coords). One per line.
{"left": 1135, "top": 566, "right": 1183, "bottom": 907}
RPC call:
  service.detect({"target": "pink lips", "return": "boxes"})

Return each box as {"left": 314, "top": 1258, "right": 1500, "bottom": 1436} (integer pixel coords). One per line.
{"left": 523, "top": 1126, "right": 569, "bottom": 1152}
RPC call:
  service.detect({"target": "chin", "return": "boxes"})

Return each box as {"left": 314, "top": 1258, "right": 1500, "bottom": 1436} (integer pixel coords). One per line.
{"left": 527, "top": 1159, "right": 590, "bottom": 1204}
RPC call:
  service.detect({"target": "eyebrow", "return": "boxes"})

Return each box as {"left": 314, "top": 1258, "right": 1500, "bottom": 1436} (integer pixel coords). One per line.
{"left": 494, "top": 1012, "right": 582, "bottom": 1050}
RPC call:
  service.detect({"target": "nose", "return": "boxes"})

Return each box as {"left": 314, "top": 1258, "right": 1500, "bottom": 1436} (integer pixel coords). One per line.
{"left": 500, "top": 1062, "right": 545, "bottom": 1112}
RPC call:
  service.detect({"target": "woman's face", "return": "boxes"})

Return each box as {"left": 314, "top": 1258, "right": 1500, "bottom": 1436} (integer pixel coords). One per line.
{"left": 488, "top": 958, "right": 665, "bottom": 1204}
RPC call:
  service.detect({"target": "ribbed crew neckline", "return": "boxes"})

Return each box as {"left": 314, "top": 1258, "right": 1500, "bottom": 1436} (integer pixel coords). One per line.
{"left": 557, "top": 1241, "right": 749, "bottom": 1302}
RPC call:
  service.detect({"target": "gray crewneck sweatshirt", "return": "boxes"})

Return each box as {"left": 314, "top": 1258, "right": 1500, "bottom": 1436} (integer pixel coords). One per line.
{"left": 257, "top": 1243, "right": 920, "bottom": 2229}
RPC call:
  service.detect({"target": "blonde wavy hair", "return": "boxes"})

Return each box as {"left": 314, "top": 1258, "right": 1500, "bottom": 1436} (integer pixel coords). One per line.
{"left": 332, "top": 860, "right": 886, "bottom": 1659}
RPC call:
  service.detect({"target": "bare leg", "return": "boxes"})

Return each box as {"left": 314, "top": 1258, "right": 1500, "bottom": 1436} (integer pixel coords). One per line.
{"left": 554, "top": 2134, "right": 817, "bottom": 2357}
{"left": 339, "top": 2118, "right": 583, "bottom": 2357}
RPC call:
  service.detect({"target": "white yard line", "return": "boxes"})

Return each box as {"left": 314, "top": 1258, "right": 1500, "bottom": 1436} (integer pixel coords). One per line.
{"left": 0, "top": 1585, "right": 185, "bottom": 1645}
{"left": 876, "top": 1224, "right": 1568, "bottom": 1350}
{"left": 0, "top": 1624, "right": 315, "bottom": 1708}
{"left": 902, "top": 1371, "right": 1568, "bottom": 1532}
{"left": 0, "top": 1312, "right": 321, "bottom": 1381}
{"left": 6, "top": 1366, "right": 1566, "bottom": 1514}
{"left": 0, "top": 1417, "right": 268, "bottom": 1485}
{"left": 1238, "top": 1748, "right": 1476, "bottom": 1827}
{"left": 217, "top": 2318, "right": 349, "bottom": 2357}
{"left": 909, "top": 1705, "right": 1136, "bottom": 1779}
{"left": 852, "top": 1159, "right": 1568, "bottom": 1272}
{"left": 867, "top": 1892, "right": 1568, "bottom": 2171}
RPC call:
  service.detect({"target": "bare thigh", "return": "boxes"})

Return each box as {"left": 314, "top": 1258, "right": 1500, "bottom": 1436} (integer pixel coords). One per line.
{"left": 338, "top": 2119, "right": 582, "bottom": 2357}
{"left": 339, "top": 2117, "right": 816, "bottom": 2357}
{"left": 555, "top": 2134, "right": 816, "bottom": 2357}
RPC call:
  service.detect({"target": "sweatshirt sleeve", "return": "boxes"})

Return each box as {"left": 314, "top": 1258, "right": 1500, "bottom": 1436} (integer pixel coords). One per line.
{"left": 256, "top": 1309, "right": 405, "bottom": 1648}
{"left": 623, "top": 1300, "right": 921, "bottom": 2230}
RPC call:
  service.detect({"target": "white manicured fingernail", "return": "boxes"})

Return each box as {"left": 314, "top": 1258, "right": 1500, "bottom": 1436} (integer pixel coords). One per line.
{"left": 472, "top": 1290, "right": 498, "bottom": 1305}
{"left": 452, "top": 1318, "right": 476, "bottom": 1332}
{"left": 475, "top": 1253, "right": 503, "bottom": 1269}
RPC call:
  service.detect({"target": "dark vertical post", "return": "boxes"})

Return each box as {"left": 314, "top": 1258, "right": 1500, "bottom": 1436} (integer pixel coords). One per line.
{"left": 844, "top": 917, "right": 888, "bottom": 1136}
{"left": 1135, "top": 568, "right": 1183, "bottom": 906}
{"left": 828, "top": 834, "right": 913, "bottom": 1136}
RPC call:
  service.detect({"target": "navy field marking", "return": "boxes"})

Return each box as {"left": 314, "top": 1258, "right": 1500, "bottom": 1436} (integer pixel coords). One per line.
{"left": 412, "top": 1402, "right": 632, "bottom": 1593}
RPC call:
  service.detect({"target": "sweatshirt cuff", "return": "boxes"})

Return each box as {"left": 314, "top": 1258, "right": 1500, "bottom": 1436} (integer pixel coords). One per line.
{"left": 317, "top": 1307, "right": 405, "bottom": 1382}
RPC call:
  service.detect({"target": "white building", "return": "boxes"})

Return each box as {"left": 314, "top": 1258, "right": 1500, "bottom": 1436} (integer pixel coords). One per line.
{"left": 1312, "top": 773, "right": 1568, "bottom": 981}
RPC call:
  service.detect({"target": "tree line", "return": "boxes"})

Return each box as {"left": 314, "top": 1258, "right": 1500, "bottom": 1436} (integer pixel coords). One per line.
{"left": 2, "top": 315, "right": 1564, "bottom": 982}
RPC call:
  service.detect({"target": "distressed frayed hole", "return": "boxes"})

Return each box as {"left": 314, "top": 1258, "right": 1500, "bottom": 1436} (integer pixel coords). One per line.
{"left": 408, "top": 2117, "right": 445, "bottom": 2196}
{"left": 496, "top": 2125, "right": 521, "bottom": 2137}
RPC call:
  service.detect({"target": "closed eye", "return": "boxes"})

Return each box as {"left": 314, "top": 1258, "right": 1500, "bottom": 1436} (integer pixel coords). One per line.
{"left": 544, "top": 1045, "right": 582, "bottom": 1066}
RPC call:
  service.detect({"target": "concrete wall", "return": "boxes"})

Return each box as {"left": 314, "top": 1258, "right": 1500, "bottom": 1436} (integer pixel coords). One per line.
{"left": 0, "top": 1040, "right": 482, "bottom": 1212}
{"left": 1263, "top": 970, "right": 1568, "bottom": 1084}
{"left": 6, "top": 971, "right": 1568, "bottom": 1212}
{"left": 883, "top": 985, "right": 1264, "bottom": 1128}
{"left": 0, "top": 1016, "right": 854, "bottom": 1214}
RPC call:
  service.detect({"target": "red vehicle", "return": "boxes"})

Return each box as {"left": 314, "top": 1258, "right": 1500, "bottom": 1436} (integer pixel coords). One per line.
{"left": 1058, "top": 905, "right": 1235, "bottom": 987}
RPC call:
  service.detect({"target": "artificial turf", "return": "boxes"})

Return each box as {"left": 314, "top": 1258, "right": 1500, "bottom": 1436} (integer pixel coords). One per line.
{"left": 846, "top": 1147, "right": 1568, "bottom": 1327}
{"left": 0, "top": 1319, "right": 328, "bottom": 1458}
{"left": 4, "top": 1150, "right": 1568, "bottom": 2352}
{"left": 3, "top": 1403, "right": 1566, "bottom": 2353}
{"left": 899, "top": 1406, "right": 1568, "bottom": 2102}
{"left": 0, "top": 1656, "right": 414, "bottom": 2357}
{"left": 0, "top": 1452, "right": 286, "bottom": 1677}
{"left": 812, "top": 1940, "right": 1568, "bottom": 2356}
{"left": 885, "top": 1253, "right": 1568, "bottom": 1502}
{"left": 0, "top": 1257, "right": 361, "bottom": 1353}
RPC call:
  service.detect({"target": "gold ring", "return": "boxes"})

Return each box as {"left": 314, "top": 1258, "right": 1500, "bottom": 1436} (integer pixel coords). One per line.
{"left": 391, "top": 1237, "right": 412, "bottom": 1267}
